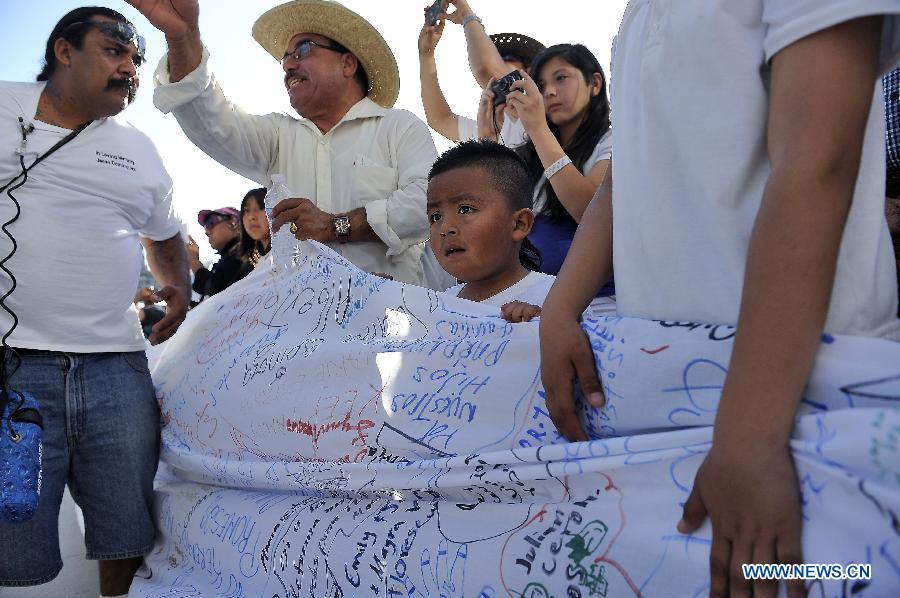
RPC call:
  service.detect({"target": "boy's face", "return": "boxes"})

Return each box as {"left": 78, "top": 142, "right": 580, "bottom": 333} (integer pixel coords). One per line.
{"left": 427, "top": 166, "right": 527, "bottom": 283}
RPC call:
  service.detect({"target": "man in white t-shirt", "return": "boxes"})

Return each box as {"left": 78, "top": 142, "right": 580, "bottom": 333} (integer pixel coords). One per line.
{"left": 539, "top": 1, "right": 900, "bottom": 594}
{"left": 0, "top": 7, "right": 189, "bottom": 596}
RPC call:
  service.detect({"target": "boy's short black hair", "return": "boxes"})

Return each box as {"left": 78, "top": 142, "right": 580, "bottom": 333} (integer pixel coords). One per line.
{"left": 429, "top": 140, "right": 542, "bottom": 271}
{"left": 38, "top": 6, "right": 134, "bottom": 82}
{"left": 429, "top": 139, "right": 533, "bottom": 213}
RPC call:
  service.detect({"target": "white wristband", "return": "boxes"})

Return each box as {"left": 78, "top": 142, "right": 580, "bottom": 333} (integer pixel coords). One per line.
{"left": 462, "top": 14, "right": 483, "bottom": 29}
{"left": 544, "top": 155, "right": 572, "bottom": 180}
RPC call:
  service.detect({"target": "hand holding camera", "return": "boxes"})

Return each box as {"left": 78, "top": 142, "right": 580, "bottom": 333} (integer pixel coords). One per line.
{"left": 490, "top": 69, "right": 523, "bottom": 107}
{"left": 425, "top": 0, "right": 444, "bottom": 26}
{"left": 476, "top": 77, "right": 503, "bottom": 140}
{"left": 496, "top": 71, "right": 547, "bottom": 136}
{"left": 438, "top": 0, "right": 475, "bottom": 26}
{"left": 419, "top": 2, "right": 446, "bottom": 56}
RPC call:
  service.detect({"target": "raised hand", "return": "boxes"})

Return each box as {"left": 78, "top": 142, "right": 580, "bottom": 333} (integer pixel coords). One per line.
{"left": 124, "top": 0, "right": 199, "bottom": 38}
{"left": 185, "top": 236, "right": 201, "bottom": 272}
{"left": 418, "top": 7, "right": 446, "bottom": 57}
{"left": 439, "top": 0, "right": 474, "bottom": 26}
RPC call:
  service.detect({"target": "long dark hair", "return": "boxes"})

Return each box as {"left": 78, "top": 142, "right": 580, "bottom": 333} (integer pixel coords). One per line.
{"left": 239, "top": 188, "right": 270, "bottom": 264}
{"left": 515, "top": 44, "right": 611, "bottom": 222}
{"left": 38, "top": 7, "right": 133, "bottom": 82}
{"left": 429, "top": 140, "right": 542, "bottom": 272}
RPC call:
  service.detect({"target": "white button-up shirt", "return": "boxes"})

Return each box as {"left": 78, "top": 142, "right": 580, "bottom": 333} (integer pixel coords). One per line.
{"left": 154, "top": 50, "right": 436, "bottom": 283}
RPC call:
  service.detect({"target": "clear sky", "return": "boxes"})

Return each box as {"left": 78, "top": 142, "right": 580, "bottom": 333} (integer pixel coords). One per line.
{"left": 0, "top": 0, "right": 627, "bottom": 260}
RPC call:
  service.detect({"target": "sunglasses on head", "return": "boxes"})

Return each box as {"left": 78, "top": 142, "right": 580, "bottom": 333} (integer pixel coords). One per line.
{"left": 202, "top": 213, "right": 232, "bottom": 231}
{"left": 64, "top": 20, "right": 147, "bottom": 65}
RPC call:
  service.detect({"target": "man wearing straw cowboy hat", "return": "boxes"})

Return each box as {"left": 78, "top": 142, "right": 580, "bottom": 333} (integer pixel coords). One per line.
{"left": 128, "top": 0, "right": 437, "bottom": 283}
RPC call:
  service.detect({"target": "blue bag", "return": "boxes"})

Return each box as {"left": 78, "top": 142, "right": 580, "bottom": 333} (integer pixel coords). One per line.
{"left": 0, "top": 389, "right": 43, "bottom": 523}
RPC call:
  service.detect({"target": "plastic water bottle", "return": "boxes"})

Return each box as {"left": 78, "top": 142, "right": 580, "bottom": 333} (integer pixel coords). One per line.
{"left": 264, "top": 174, "right": 298, "bottom": 270}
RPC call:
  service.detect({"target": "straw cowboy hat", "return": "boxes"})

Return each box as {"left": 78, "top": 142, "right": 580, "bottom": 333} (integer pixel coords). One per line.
{"left": 252, "top": 0, "right": 400, "bottom": 108}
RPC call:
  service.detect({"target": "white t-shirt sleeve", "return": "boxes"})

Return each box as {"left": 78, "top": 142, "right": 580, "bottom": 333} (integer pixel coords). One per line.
{"left": 128, "top": 131, "right": 185, "bottom": 241}
{"left": 457, "top": 115, "right": 478, "bottom": 141}
{"left": 762, "top": 0, "right": 900, "bottom": 69}
{"left": 500, "top": 117, "right": 526, "bottom": 148}
{"left": 589, "top": 128, "right": 613, "bottom": 164}
{"left": 139, "top": 181, "right": 183, "bottom": 241}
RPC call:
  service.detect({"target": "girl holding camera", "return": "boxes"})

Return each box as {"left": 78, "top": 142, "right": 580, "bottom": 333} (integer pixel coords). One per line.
{"left": 480, "top": 44, "right": 614, "bottom": 301}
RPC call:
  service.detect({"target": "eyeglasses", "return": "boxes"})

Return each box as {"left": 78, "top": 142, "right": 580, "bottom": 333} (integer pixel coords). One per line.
{"left": 201, "top": 213, "right": 231, "bottom": 231}
{"left": 281, "top": 40, "right": 343, "bottom": 66}
{"left": 64, "top": 21, "right": 147, "bottom": 66}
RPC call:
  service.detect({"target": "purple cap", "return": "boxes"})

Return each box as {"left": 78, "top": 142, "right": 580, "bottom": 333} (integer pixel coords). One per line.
{"left": 197, "top": 207, "right": 240, "bottom": 226}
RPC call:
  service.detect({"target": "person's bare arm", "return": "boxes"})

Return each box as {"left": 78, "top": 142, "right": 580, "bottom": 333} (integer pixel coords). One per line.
{"left": 418, "top": 17, "right": 461, "bottom": 141}
{"left": 531, "top": 123, "right": 608, "bottom": 221}
{"left": 538, "top": 170, "right": 614, "bottom": 441}
{"left": 125, "top": 0, "right": 202, "bottom": 82}
{"left": 442, "top": 0, "right": 509, "bottom": 87}
{"left": 140, "top": 234, "right": 191, "bottom": 344}
{"left": 677, "top": 17, "right": 882, "bottom": 598}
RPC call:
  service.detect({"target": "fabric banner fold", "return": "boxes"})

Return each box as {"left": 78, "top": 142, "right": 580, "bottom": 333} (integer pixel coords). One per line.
{"left": 132, "top": 241, "right": 900, "bottom": 597}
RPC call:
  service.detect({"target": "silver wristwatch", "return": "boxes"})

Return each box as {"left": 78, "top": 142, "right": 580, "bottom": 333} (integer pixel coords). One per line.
{"left": 332, "top": 215, "right": 351, "bottom": 243}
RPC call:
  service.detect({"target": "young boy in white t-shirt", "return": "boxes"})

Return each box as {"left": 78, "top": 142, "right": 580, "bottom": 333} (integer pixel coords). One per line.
{"left": 427, "top": 140, "right": 554, "bottom": 323}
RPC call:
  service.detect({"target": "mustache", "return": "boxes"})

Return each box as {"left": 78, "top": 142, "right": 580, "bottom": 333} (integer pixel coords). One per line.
{"left": 107, "top": 77, "right": 138, "bottom": 103}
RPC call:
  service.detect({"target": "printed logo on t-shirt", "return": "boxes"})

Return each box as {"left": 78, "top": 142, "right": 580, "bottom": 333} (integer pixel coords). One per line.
{"left": 96, "top": 150, "right": 136, "bottom": 172}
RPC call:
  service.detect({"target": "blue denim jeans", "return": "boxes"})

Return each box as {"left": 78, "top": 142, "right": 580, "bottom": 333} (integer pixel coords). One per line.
{"left": 0, "top": 350, "right": 160, "bottom": 586}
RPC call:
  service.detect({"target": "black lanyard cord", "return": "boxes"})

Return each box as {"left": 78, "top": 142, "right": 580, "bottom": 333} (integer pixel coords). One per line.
{"left": 0, "top": 118, "right": 91, "bottom": 427}
{"left": 0, "top": 118, "right": 92, "bottom": 194}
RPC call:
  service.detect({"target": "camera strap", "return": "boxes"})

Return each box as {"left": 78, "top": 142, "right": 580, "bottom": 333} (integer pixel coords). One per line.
{"left": 0, "top": 118, "right": 92, "bottom": 409}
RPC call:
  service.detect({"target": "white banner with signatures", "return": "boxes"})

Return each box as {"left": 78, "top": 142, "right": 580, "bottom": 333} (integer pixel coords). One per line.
{"left": 131, "top": 242, "right": 900, "bottom": 597}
